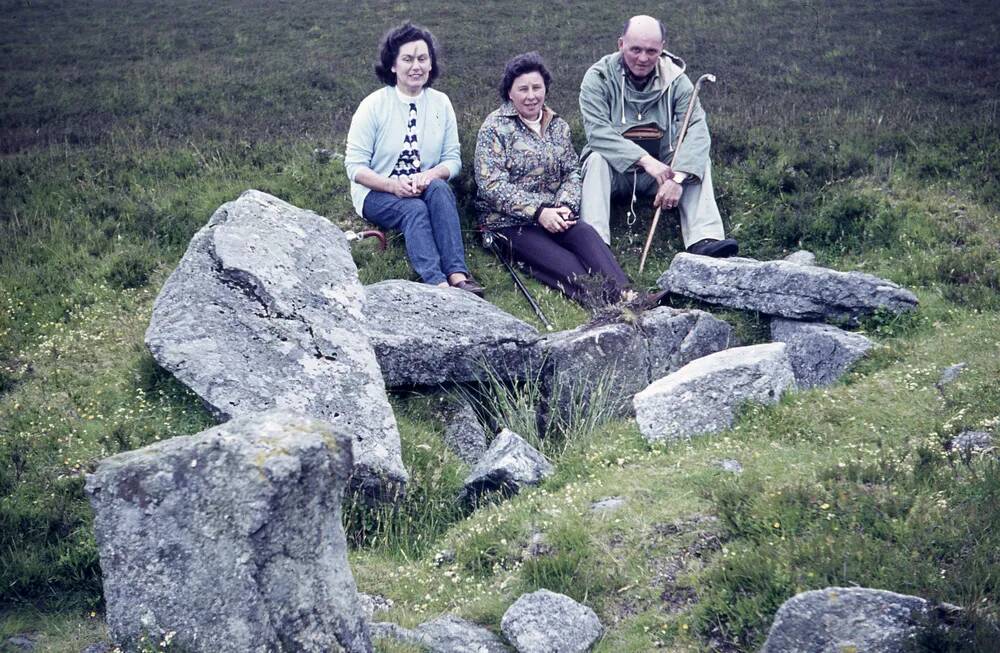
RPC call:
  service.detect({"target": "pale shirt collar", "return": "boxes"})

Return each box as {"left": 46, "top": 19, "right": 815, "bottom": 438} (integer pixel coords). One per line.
{"left": 394, "top": 86, "right": 424, "bottom": 103}
{"left": 520, "top": 112, "right": 543, "bottom": 136}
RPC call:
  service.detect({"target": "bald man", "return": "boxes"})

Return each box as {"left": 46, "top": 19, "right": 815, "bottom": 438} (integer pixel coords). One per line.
{"left": 579, "top": 15, "right": 738, "bottom": 258}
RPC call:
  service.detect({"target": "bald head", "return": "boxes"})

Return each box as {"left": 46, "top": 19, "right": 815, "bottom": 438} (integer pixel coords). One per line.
{"left": 619, "top": 15, "right": 666, "bottom": 79}
{"left": 622, "top": 15, "right": 667, "bottom": 43}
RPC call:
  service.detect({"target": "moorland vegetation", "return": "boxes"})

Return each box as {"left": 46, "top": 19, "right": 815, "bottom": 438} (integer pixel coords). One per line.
{"left": 1, "top": 1, "right": 999, "bottom": 650}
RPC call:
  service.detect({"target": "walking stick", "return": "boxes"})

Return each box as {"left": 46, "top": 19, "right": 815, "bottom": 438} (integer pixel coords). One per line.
{"left": 637, "top": 73, "right": 716, "bottom": 275}
{"left": 482, "top": 230, "right": 553, "bottom": 331}
{"left": 344, "top": 229, "right": 387, "bottom": 251}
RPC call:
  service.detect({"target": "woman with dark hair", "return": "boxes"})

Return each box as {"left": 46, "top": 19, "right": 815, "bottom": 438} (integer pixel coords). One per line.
{"left": 345, "top": 22, "right": 483, "bottom": 295}
{"left": 474, "top": 52, "right": 632, "bottom": 308}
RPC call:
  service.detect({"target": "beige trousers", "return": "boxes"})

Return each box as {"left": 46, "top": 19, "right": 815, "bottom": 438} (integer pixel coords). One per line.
{"left": 580, "top": 152, "right": 726, "bottom": 247}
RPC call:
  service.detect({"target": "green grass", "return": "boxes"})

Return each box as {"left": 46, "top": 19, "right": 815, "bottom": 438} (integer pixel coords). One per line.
{"left": 2, "top": 0, "right": 1000, "bottom": 650}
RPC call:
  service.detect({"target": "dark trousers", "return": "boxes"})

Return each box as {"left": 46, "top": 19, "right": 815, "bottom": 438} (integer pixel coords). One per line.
{"left": 495, "top": 222, "right": 629, "bottom": 308}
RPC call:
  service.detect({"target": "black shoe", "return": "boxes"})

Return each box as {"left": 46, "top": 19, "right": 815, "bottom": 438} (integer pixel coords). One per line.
{"left": 686, "top": 238, "right": 739, "bottom": 258}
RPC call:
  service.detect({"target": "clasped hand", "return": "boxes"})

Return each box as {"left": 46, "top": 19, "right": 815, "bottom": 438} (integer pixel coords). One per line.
{"left": 538, "top": 206, "right": 576, "bottom": 233}
{"left": 640, "top": 156, "right": 683, "bottom": 210}
{"left": 391, "top": 172, "right": 433, "bottom": 198}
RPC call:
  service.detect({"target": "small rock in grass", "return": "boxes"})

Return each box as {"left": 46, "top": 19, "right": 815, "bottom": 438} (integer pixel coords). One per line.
{"left": 762, "top": 587, "right": 935, "bottom": 653}
{"left": 462, "top": 429, "right": 553, "bottom": 502}
{"left": 357, "top": 592, "right": 394, "bottom": 621}
{"left": 5, "top": 634, "right": 36, "bottom": 651}
{"left": 716, "top": 459, "right": 743, "bottom": 473}
{"left": 949, "top": 430, "right": 993, "bottom": 454}
{"left": 936, "top": 362, "right": 967, "bottom": 389}
{"left": 501, "top": 589, "right": 603, "bottom": 653}
{"left": 784, "top": 250, "right": 816, "bottom": 266}
{"left": 590, "top": 496, "right": 626, "bottom": 513}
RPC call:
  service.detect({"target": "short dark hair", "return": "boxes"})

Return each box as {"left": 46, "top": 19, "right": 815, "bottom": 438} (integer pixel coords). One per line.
{"left": 498, "top": 52, "right": 552, "bottom": 102}
{"left": 621, "top": 17, "right": 667, "bottom": 42}
{"left": 374, "top": 22, "right": 440, "bottom": 87}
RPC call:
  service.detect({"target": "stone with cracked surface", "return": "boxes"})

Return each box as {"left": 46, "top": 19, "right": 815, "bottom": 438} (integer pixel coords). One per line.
{"left": 658, "top": 253, "right": 918, "bottom": 325}
{"left": 145, "top": 190, "right": 405, "bottom": 499}
{"left": 85, "top": 410, "right": 371, "bottom": 653}
{"left": 770, "top": 318, "right": 873, "bottom": 388}
{"left": 437, "top": 395, "right": 489, "bottom": 464}
{"left": 462, "top": 429, "right": 553, "bottom": 502}
{"left": 762, "top": 587, "right": 934, "bottom": 653}
{"left": 639, "top": 306, "right": 734, "bottom": 382}
{"left": 535, "top": 308, "right": 731, "bottom": 425}
{"left": 537, "top": 321, "right": 646, "bottom": 419}
{"left": 634, "top": 343, "right": 795, "bottom": 442}
{"left": 364, "top": 279, "right": 539, "bottom": 387}
{"left": 501, "top": 589, "right": 603, "bottom": 653}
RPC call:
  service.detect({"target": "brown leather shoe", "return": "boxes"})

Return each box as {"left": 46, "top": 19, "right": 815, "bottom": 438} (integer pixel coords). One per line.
{"left": 452, "top": 277, "right": 485, "bottom": 297}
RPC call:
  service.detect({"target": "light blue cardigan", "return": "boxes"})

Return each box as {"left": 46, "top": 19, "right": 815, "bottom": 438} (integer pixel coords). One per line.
{"left": 344, "top": 86, "right": 462, "bottom": 216}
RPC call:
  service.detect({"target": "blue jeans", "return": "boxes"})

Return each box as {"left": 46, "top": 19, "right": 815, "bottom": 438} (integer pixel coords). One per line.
{"left": 362, "top": 179, "right": 470, "bottom": 285}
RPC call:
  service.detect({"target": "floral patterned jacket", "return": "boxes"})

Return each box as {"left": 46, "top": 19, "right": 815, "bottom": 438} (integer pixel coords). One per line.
{"left": 474, "top": 102, "right": 582, "bottom": 230}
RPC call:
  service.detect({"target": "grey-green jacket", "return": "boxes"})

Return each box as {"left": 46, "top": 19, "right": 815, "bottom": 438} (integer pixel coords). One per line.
{"left": 579, "top": 50, "right": 710, "bottom": 182}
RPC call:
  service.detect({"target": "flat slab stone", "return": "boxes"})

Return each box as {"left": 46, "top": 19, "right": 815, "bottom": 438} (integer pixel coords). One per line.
{"left": 85, "top": 410, "right": 371, "bottom": 653}
{"left": 658, "top": 253, "right": 918, "bottom": 325}
{"left": 771, "top": 318, "right": 873, "bottom": 388}
{"left": 371, "top": 615, "right": 510, "bottom": 652}
{"left": 501, "top": 589, "right": 603, "bottom": 653}
{"left": 633, "top": 343, "right": 795, "bottom": 442}
{"left": 145, "top": 190, "right": 405, "bottom": 499}
{"left": 462, "top": 429, "right": 553, "bottom": 501}
{"left": 762, "top": 587, "right": 932, "bottom": 653}
{"left": 364, "top": 280, "right": 539, "bottom": 387}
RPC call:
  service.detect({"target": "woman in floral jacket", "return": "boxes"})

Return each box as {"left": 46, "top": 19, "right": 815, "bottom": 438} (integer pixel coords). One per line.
{"left": 474, "top": 52, "right": 630, "bottom": 308}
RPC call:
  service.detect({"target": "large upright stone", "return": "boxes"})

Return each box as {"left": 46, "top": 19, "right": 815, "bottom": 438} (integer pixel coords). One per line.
{"left": 364, "top": 280, "right": 540, "bottom": 387}
{"left": 771, "top": 318, "right": 873, "bottom": 388}
{"left": 633, "top": 343, "right": 795, "bottom": 441}
{"left": 639, "top": 306, "right": 734, "bottom": 381}
{"left": 762, "top": 587, "right": 934, "bottom": 653}
{"left": 145, "top": 190, "right": 405, "bottom": 499}
{"left": 535, "top": 308, "right": 732, "bottom": 426}
{"left": 85, "top": 411, "right": 371, "bottom": 653}
{"left": 658, "top": 253, "right": 918, "bottom": 324}
{"left": 538, "top": 322, "right": 647, "bottom": 419}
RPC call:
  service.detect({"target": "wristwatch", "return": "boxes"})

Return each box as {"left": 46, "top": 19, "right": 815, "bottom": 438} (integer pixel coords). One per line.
{"left": 671, "top": 171, "right": 688, "bottom": 185}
